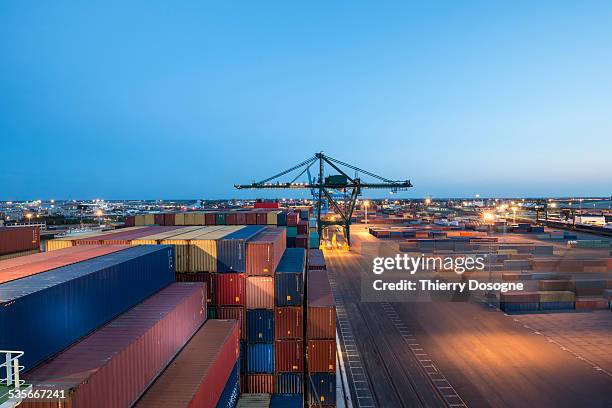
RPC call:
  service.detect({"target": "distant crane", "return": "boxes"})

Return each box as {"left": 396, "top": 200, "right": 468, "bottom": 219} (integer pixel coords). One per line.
{"left": 234, "top": 152, "right": 413, "bottom": 247}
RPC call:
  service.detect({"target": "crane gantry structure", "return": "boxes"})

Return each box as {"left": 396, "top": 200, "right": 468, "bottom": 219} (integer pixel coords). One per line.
{"left": 234, "top": 152, "right": 413, "bottom": 247}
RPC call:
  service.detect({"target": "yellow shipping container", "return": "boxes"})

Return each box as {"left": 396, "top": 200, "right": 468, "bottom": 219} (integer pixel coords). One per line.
{"left": 267, "top": 211, "right": 281, "bottom": 225}
{"left": 497, "top": 249, "right": 518, "bottom": 255}
{"left": 184, "top": 212, "right": 196, "bottom": 225}
{"left": 131, "top": 226, "right": 205, "bottom": 245}
{"left": 144, "top": 214, "right": 155, "bottom": 225}
{"left": 538, "top": 291, "right": 575, "bottom": 302}
{"left": 189, "top": 226, "right": 244, "bottom": 272}
{"left": 194, "top": 212, "right": 205, "bottom": 225}
{"left": 45, "top": 227, "right": 147, "bottom": 251}
{"left": 135, "top": 215, "right": 146, "bottom": 226}
{"left": 160, "top": 226, "right": 227, "bottom": 272}
{"left": 174, "top": 213, "right": 185, "bottom": 226}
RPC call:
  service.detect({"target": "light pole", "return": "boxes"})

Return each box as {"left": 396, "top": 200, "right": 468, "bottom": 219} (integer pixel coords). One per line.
{"left": 26, "top": 213, "right": 32, "bottom": 224}
{"left": 95, "top": 210, "right": 104, "bottom": 226}
{"left": 364, "top": 200, "right": 370, "bottom": 229}
{"left": 511, "top": 206, "right": 518, "bottom": 224}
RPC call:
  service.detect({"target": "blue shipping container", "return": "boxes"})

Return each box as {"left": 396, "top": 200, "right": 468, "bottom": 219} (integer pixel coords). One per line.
{"left": 500, "top": 302, "right": 539, "bottom": 313}
{"left": 308, "top": 372, "right": 336, "bottom": 405}
{"left": 217, "top": 226, "right": 265, "bottom": 272}
{"left": 0, "top": 245, "right": 175, "bottom": 370}
{"left": 286, "top": 227, "right": 298, "bottom": 238}
{"left": 271, "top": 394, "right": 303, "bottom": 408}
{"left": 216, "top": 361, "right": 240, "bottom": 408}
{"left": 275, "top": 248, "right": 305, "bottom": 307}
{"left": 540, "top": 301, "right": 574, "bottom": 311}
{"left": 240, "top": 341, "right": 246, "bottom": 373}
{"left": 247, "top": 309, "right": 274, "bottom": 343}
{"left": 247, "top": 343, "right": 274, "bottom": 373}
{"left": 277, "top": 213, "right": 288, "bottom": 226}
{"left": 276, "top": 373, "right": 303, "bottom": 394}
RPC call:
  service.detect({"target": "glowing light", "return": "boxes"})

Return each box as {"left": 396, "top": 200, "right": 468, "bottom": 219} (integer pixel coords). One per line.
{"left": 95, "top": 210, "right": 104, "bottom": 217}
{"left": 482, "top": 212, "right": 495, "bottom": 221}
{"left": 549, "top": 202, "right": 557, "bottom": 208}
{"left": 363, "top": 200, "right": 370, "bottom": 208}
{"left": 424, "top": 198, "right": 432, "bottom": 205}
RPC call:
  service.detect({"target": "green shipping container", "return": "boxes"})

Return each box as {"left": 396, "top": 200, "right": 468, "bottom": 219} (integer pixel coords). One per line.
{"left": 216, "top": 213, "right": 227, "bottom": 225}
{"left": 286, "top": 226, "right": 298, "bottom": 238}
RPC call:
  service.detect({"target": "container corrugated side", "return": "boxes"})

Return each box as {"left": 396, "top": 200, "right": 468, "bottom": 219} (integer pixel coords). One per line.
{"left": 275, "top": 306, "right": 303, "bottom": 340}
{"left": 247, "top": 276, "right": 275, "bottom": 309}
{"left": 0, "top": 245, "right": 175, "bottom": 370}
{"left": 247, "top": 344, "right": 274, "bottom": 373}
{"left": 307, "top": 339, "right": 336, "bottom": 372}
{"left": 0, "top": 226, "right": 40, "bottom": 256}
{"left": 247, "top": 309, "right": 274, "bottom": 343}
{"left": 237, "top": 393, "right": 271, "bottom": 407}
{"left": 215, "top": 361, "right": 240, "bottom": 408}
{"left": 275, "top": 248, "right": 305, "bottom": 307}
{"left": 217, "top": 273, "right": 246, "bottom": 306}
{"left": 23, "top": 283, "right": 206, "bottom": 408}
{"left": 270, "top": 394, "right": 303, "bottom": 408}
{"left": 245, "top": 375, "right": 274, "bottom": 393}
{"left": 217, "top": 226, "right": 266, "bottom": 272}
{"left": 308, "top": 373, "right": 336, "bottom": 406}
{"left": 275, "top": 339, "right": 303, "bottom": 372}
{"left": 275, "top": 373, "right": 304, "bottom": 394}
{"left": 190, "top": 226, "right": 244, "bottom": 272}
{"left": 134, "top": 319, "right": 239, "bottom": 408}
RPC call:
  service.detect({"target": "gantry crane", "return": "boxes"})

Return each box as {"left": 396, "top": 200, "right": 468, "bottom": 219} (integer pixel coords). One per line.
{"left": 234, "top": 152, "right": 413, "bottom": 247}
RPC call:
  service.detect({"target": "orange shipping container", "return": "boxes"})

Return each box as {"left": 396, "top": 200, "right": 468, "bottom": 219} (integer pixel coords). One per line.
{"left": 246, "top": 276, "right": 274, "bottom": 309}
{"left": 246, "top": 374, "right": 274, "bottom": 393}
{"left": 275, "top": 307, "right": 303, "bottom": 340}
{"left": 275, "top": 340, "right": 304, "bottom": 372}
{"left": 307, "top": 339, "right": 336, "bottom": 373}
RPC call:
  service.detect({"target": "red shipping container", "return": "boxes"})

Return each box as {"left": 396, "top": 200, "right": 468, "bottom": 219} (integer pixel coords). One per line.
{"left": 287, "top": 212, "right": 299, "bottom": 227}
{"left": 297, "top": 220, "right": 308, "bottom": 235}
{"left": 575, "top": 297, "right": 609, "bottom": 310}
{"left": 216, "top": 273, "right": 246, "bottom": 306}
{"left": 205, "top": 213, "right": 216, "bottom": 225}
{"left": 164, "top": 213, "right": 176, "bottom": 226}
{"left": 254, "top": 202, "right": 280, "bottom": 209}
{"left": 154, "top": 213, "right": 165, "bottom": 225}
{"left": 0, "top": 226, "right": 40, "bottom": 256}
{"left": 246, "top": 227, "right": 287, "bottom": 275}
{"left": 124, "top": 215, "right": 135, "bottom": 227}
{"left": 275, "top": 340, "right": 304, "bottom": 372}
{"left": 307, "top": 270, "right": 336, "bottom": 339}
{"left": 246, "top": 374, "right": 274, "bottom": 393}
{"left": 0, "top": 245, "right": 129, "bottom": 284}
{"left": 275, "top": 307, "right": 303, "bottom": 340}
{"left": 23, "top": 283, "right": 206, "bottom": 408}
{"left": 307, "top": 339, "right": 336, "bottom": 372}
{"left": 246, "top": 212, "right": 258, "bottom": 225}
{"left": 226, "top": 213, "right": 237, "bottom": 225}
{"left": 256, "top": 212, "right": 268, "bottom": 225}
{"left": 246, "top": 276, "right": 275, "bottom": 309}
{"left": 236, "top": 212, "right": 247, "bottom": 225}
{"left": 295, "top": 235, "right": 308, "bottom": 249}
{"left": 217, "top": 306, "right": 246, "bottom": 340}
{"left": 135, "top": 319, "right": 239, "bottom": 408}
{"left": 175, "top": 272, "right": 216, "bottom": 305}
{"left": 308, "top": 249, "right": 326, "bottom": 271}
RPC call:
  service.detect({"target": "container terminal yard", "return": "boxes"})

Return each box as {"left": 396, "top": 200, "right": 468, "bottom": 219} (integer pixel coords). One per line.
{"left": 1, "top": 153, "right": 611, "bottom": 408}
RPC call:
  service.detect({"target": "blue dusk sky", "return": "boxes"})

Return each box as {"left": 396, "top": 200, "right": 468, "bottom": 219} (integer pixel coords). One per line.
{"left": 1, "top": 1, "right": 611, "bottom": 200}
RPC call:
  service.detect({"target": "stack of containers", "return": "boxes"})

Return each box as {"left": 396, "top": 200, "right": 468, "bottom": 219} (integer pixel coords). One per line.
{"left": 22, "top": 283, "right": 206, "bottom": 408}
{"left": 0, "top": 245, "right": 176, "bottom": 371}
{"left": 275, "top": 248, "right": 306, "bottom": 403}
{"left": 296, "top": 220, "right": 309, "bottom": 249}
{"left": 245, "top": 227, "right": 287, "bottom": 393}
{"left": 306, "top": 253, "right": 336, "bottom": 407}
{"left": 135, "top": 319, "right": 240, "bottom": 408}
{"left": 286, "top": 211, "right": 299, "bottom": 248}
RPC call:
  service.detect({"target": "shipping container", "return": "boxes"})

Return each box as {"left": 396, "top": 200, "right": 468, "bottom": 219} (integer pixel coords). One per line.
{"left": 205, "top": 212, "right": 217, "bottom": 225}
{"left": 154, "top": 213, "right": 165, "bottom": 225}
{"left": 277, "top": 212, "right": 288, "bottom": 226}
{"left": 134, "top": 319, "right": 239, "bottom": 408}
{"left": 218, "top": 306, "right": 247, "bottom": 340}
{"left": 286, "top": 226, "right": 298, "bottom": 238}
{"left": 307, "top": 270, "right": 336, "bottom": 339}
{"left": 267, "top": 211, "right": 281, "bottom": 225}
{"left": 217, "top": 273, "right": 246, "bottom": 306}
{"left": 308, "top": 373, "right": 336, "bottom": 406}
{"left": 275, "top": 248, "right": 305, "bottom": 307}
{"left": 287, "top": 212, "right": 299, "bottom": 227}
{"left": 247, "top": 344, "right": 274, "bottom": 373}
{"left": 226, "top": 213, "right": 237, "bottom": 225}
{"left": 189, "top": 226, "right": 244, "bottom": 272}
{"left": 216, "top": 361, "right": 240, "bottom": 408}
{"left": 176, "top": 271, "right": 216, "bottom": 304}
{"left": 275, "top": 339, "right": 304, "bottom": 372}
{"left": 275, "top": 373, "right": 304, "bottom": 394}
{"left": 237, "top": 393, "right": 271, "bottom": 407}
{"left": 247, "top": 276, "right": 275, "bottom": 309}
{"left": 217, "top": 226, "right": 266, "bottom": 272}
{"left": 0, "top": 245, "right": 129, "bottom": 284}
{"left": 271, "top": 394, "right": 303, "bottom": 408}
{"left": 175, "top": 213, "right": 186, "bottom": 225}
{"left": 216, "top": 212, "right": 227, "bottom": 225}
{"left": 24, "top": 283, "right": 206, "bottom": 408}
{"left": 275, "top": 307, "right": 303, "bottom": 340}
{"left": 308, "top": 249, "right": 326, "bottom": 271}
{"left": 307, "top": 340, "right": 336, "bottom": 372}
{"left": 0, "top": 226, "right": 40, "bottom": 256}
{"left": 246, "top": 227, "right": 287, "bottom": 275}
{"left": 245, "top": 375, "right": 274, "bottom": 394}
{"left": 0, "top": 245, "right": 175, "bottom": 370}
{"left": 247, "top": 309, "right": 274, "bottom": 343}
{"left": 164, "top": 213, "right": 176, "bottom": 226}
{"left": 246, "top": 212, "right": 258, "bottom": 225}
{"left": 236, "top": 212, "right": 247, "bottom": 225}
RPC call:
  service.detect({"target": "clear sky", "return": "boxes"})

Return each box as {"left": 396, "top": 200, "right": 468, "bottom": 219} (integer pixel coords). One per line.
{"left": 1, "top": 1, "right": 611, "bottom": 200}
